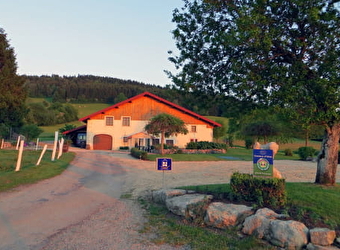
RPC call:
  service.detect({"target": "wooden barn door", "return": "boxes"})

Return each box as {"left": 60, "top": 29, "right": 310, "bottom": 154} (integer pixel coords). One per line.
{"left": 93, "top": 134, "right": 112, "bottom": 150}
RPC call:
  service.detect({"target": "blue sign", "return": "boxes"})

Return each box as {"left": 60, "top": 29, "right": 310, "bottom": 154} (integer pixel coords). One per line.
{"left": 157, "top": 158, "right": 172, "bottom": 171}
{"left": 253, "top": 149, "right": 273, "bottom": 177}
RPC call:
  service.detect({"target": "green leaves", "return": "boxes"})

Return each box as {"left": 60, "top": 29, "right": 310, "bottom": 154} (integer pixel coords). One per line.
{"left": 145, "top": 113, "right": 188, "bottom": 137}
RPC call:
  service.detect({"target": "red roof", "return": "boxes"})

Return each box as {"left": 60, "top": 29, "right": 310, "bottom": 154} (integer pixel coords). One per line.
{"left": 79, "top": 92, "right": 221, "bottom": 127}
{"left": 62, "top": 125, "right": 86, "bottom": 135}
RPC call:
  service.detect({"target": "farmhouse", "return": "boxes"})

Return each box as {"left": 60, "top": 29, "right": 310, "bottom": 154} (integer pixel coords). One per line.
{"left": 65, "top": 92, "right": 221, "bottom": 150}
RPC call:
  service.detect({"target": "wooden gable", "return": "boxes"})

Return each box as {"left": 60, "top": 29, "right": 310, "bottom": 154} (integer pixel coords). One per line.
{"left": 79, "top": 92, "right": 221, "bottom": 128}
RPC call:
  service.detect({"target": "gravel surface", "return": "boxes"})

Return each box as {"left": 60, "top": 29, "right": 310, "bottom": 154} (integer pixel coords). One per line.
{"left": 0, "top": 148, "right": 339, "bottom": 250}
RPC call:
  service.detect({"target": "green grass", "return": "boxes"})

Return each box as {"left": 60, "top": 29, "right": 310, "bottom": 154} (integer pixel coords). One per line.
{"left": 0, "top": 149, "right": 75, "bottom": 192}
{"left": 140, "top": 182, "right": 340, "bottom": 249}
{"left": 147, "top": 147, "right": 301, "bottom": 161}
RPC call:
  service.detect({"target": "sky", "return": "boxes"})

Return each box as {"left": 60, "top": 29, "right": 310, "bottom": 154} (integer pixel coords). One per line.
{"left": 1, "top": 0, "right": 184, "bottom": 86}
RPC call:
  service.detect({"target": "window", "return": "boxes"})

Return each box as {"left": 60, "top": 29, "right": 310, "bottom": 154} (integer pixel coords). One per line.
{"left": 190, "top": 139, "right": 198, "bottom": 142}
{"left": 166, "top": 140, "right": 174, "bottom": 146}
{"left": 191, "top": 126, "right": 197, "bottom": 133}
{"left": 123, "top": 137, "right": 128, "bottom": 143}
{"left": 105, "top": 116, "right": 114, "bottom": 126}
{"left": 122, "top": 116, "right": 130, "bottom": 126}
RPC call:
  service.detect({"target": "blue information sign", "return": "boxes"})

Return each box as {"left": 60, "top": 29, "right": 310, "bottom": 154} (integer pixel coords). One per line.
{"left": 157, "top": 158, "right": 172, "bottom": 171}
{"left": 253, "top": 149, "right": 273, "bottom": 177}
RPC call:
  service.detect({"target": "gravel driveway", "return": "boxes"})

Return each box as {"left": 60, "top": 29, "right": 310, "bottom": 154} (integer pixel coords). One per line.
{"left": 0, "top": 148, "right": 339, "bottom": 250}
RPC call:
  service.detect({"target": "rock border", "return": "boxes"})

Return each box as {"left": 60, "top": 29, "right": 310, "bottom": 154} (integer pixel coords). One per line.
{"left": 150, "top": 189, "right": 339, "bottom": 250}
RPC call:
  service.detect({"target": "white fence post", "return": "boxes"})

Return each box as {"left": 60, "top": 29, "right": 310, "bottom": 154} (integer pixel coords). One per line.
{"left": 16, "top": 136, "right": 21, "bottom": 150}
{"left": 35, "top": 138, "right": 40, "bottom": 151}
{"left": 0, "top": 139, "right": 4, "bottom": 149}
{"left": 57, "top": 138, "right": 64, "bottom": 159}
{"left": 15, "top": 140, "right": 24, "bottom": 171}
{"left": 36, "top": 144, "right": 48, "bottom": 166}
{"left": 51, "top": 131, "right": 58, "bottom": 161}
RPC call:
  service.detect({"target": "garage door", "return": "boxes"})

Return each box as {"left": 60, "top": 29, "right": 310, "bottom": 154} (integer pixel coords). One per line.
{"left": 93, "top": 134, "right": 112, "bottom": 150}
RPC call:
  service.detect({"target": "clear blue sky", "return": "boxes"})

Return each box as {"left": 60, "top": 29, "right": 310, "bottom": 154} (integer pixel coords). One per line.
{"left": 1, "top": 0, "right": 184, "bottom": 86}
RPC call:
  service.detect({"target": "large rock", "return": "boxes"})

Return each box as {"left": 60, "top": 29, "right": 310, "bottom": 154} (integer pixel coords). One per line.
{"left": 204, "top": 202, "right": 253, "bottom": 229}
{"left": 242, "top": 213, "right": 271, "bottom": 239}
{"left": 268, "top": 220, "right": 308, "bottom": 249}
{"left": 310, "top": 228, "right": 336, "bottom": 246}
{"left": 165, "top": 194, "right": 213, "bottom": 218}
{"left": 152, "top": 189, "right": 189, "bottom": 204}
{"left": 242, "top": 208, "right": 289, "bottom": 239}
{"left": 306, "top": 243, "right": 339, "bottom": 250}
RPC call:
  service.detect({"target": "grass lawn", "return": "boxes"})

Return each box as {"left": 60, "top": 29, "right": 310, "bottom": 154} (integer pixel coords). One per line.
{"left": 147, "top": 147, "right": 302, "bottom": 161}
{"left": 0, "top": 149, "right": 75, "bottom": 192}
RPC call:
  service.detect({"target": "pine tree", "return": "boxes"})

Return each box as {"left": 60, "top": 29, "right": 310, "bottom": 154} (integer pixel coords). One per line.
{"left": 0, "top": 28, "right": 27, "bottom": 129}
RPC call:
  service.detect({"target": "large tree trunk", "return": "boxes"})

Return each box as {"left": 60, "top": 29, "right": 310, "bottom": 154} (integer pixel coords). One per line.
{"left": 315, "top": 123, "right": 340, "bottom": 185}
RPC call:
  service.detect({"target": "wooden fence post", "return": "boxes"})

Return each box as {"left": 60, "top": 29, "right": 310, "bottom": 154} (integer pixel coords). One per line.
{"left": 51, "top": 131, "right": 58, "bottom": 161}
{"left": 15, "top": 140, "right": 24, "bottom": 171}
{"left": 36, "top": 144, "right": 48, "bottom": 166}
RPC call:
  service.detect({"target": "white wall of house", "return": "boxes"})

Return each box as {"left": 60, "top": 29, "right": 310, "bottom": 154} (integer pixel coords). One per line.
{"left": 86, "top": 117, "right": 214, "bottom": 150}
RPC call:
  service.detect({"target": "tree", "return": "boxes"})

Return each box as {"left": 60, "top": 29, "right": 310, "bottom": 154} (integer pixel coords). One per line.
{"left": 168, "top": 0, "right": 340, "bottom": 185}
{"left": 19, "top": 124, "right": 43, "bottom": 142}
{"left": 0, "top": 28, "right": 27, "bottom": 128}
{"left": 213, "top": 118, "right": 227, "bottom": 142}
{"left": 145, "top": 113, "right": 188, "bottom": 155}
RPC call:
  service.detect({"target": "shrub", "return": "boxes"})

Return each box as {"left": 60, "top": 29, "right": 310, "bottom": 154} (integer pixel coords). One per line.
{"left": 130, "top": 147, "right": 148, "bottom": 160}
{"left": 186, "top": 141, "right": 227, "bottom": 150}
{"left": 119, "top": 146, "right": 129, "bottom": 150}
{"left": 297, "top": 146, "right": 317, "bottom": 160}
{"left": 284, "top": 148, "right": 293, "bottom": 156}
{"left": 230, "top": 172, "right": 286, "bottom": 209}
{"left": 245, "top": 138, "right": 253, "bottom": 149}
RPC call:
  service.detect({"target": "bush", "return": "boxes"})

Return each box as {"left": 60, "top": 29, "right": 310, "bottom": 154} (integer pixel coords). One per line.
{"left": 186, "top": 141, "right": 227, "bottom": 150}
{"left": 119, "top": 146, "right": 129, "bottom": 150}
{"left": 230, "top": 172, "right": 286, "bottom": 209}
{"left": 297, "top": 147, "right": 317, "bottom": 160}
{"left": 245, "top": 138, "right": 253, "bottom": 149}
{"left": 284, "top": 148, "right": 293, "bottom": 156}
{"left": 130, "top": 147, "right": 148, "bottom": 160}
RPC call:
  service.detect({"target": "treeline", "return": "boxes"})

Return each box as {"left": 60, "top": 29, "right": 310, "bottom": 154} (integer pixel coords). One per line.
{"left": 23, "top": 74, "right": 239, "bottom": 117}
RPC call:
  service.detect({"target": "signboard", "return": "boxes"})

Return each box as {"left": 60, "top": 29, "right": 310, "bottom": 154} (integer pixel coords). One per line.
{"left": 253, "top": 149, "right": 273, "bottom": 177}
{"left": 157, "top": 158, "right": 172, "bottom": 171}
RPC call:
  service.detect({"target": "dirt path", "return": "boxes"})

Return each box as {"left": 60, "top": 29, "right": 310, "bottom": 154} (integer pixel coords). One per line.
{"left": 0, "top": 148, "right": 339, "bottom": 249}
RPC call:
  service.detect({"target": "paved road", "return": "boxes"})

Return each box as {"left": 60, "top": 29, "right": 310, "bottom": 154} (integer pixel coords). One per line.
{"left": 0, "top": 150, "right": 132, "bottom": 250}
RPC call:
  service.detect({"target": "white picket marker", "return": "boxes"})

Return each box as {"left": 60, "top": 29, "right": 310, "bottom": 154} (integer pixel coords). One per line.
{"left": 16, "top": 136, "right": 21, "bottom": 150}
{"left": 15, "top": 140, "right": 24, "bottom": 171}
{"left": 35, "top": 138, "right": 40, "bottom": 151}
{"left": 51, "top": 131, "right": 58, "bottom": 161}
{"left": 36, "top": 144, "right": 48, "bottom": 166}
{"left": 1, "top": 139, "right": 4, "bottom": 149}
{"left": 57, "top": 138, "right": 64, "bottom": 159}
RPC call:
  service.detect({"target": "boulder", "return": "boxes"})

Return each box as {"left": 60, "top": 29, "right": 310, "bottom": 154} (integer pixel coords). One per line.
{"left": 204, "top": 202, "right": 253, "bottom": 229}
{"left": 310, "top": 228, "right": 336, "bottom": 246}
{"left": 306, "top": 243, "right": 339, "bottom": 250}
{"left": 165, "top": 194, "right": 213, "bottom": 218}
{"left": 268, "top": 220, "right": 308, "bottom": 249}
{"left": 242, "top": 213, "right": 272, "bottom": 239}
{"left": 152, "top": 189, "right": 189, "bottom": 204}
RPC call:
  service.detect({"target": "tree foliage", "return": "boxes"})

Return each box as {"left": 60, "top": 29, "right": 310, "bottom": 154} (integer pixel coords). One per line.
{"left": 168, "top": 0, "right": 340, "bottom": 184}
{"left": 0, "top": 28, "right": 27, "bottom": 128}
{"left": 145, "top": 113, "right": 188, "bottom": 155}
{"left": 19, "top": 124, "right": 43, "bottom": 142}
{"left": 27, "top": 102, "right": 78, "bottom": 126}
